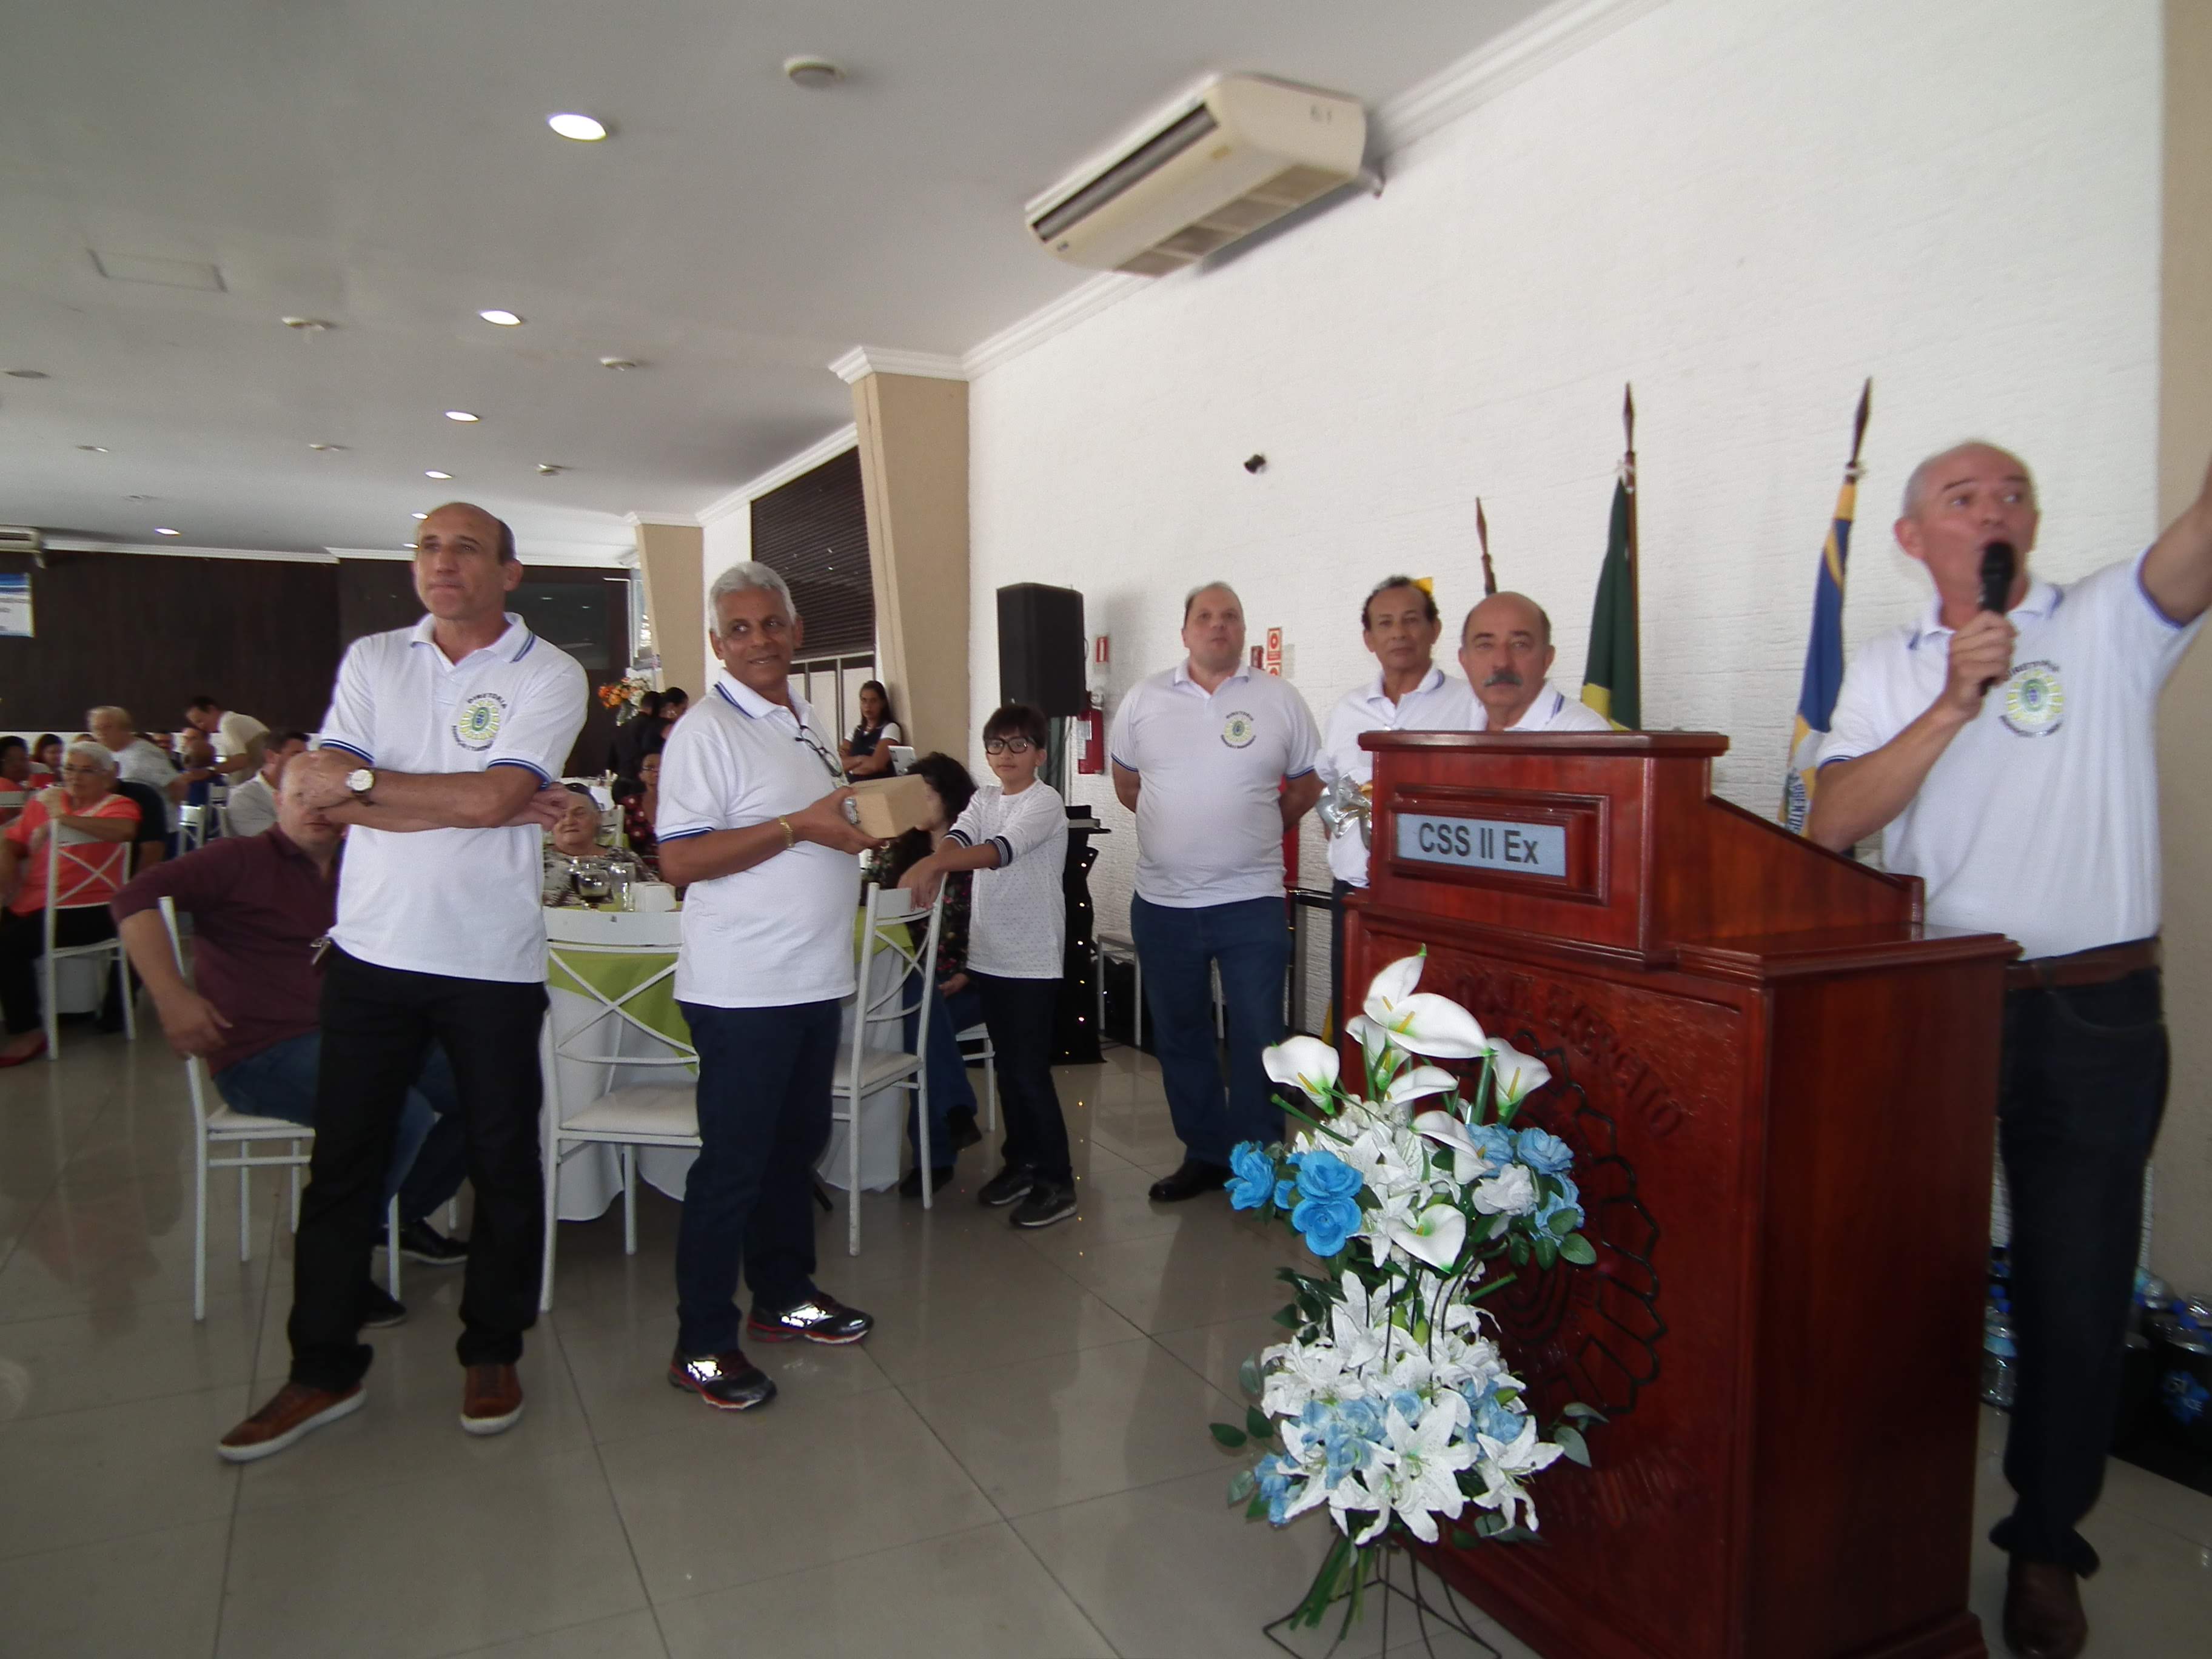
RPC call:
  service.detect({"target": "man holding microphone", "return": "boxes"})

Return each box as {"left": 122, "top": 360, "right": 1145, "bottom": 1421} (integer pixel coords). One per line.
{"left": 1809, "top": 441, "right": 2212, "bottom": 1659}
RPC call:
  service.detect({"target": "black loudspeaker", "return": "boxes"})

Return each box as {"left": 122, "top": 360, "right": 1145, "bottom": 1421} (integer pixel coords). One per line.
{"left": 996, "top": 583, "right": 1085, "bottom": 716}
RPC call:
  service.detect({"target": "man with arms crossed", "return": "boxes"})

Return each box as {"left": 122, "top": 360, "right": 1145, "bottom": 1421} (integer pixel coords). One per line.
{"left": 1809, "top": 441, "right": 2212, "bottom": 1659}
{"left": 1316, "top": 577, "right": 1468, "bottom": 1019}
{"left": 1111, "top": 582, "right": 1322, "bottom": 1202}
{"left": 218, "top": 503, "right": 583, "bottom": 1460}
{"left": 655, "top": 563, "right": 879, "bottom": 1412}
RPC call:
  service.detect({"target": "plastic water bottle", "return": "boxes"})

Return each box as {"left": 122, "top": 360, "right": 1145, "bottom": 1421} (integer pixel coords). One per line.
{"left": 1982, "top": 1308, "right": 2019, "bottom": 1409}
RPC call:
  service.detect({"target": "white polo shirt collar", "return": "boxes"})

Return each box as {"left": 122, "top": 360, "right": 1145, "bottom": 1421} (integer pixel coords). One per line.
{"left": 1903, "top": 579, "right": 2063, "bottom": 649}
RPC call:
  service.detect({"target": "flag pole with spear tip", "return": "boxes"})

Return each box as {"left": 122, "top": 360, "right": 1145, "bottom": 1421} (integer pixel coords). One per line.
{"left": 1477, "top": 498, "right": 1496, "bottom": 596}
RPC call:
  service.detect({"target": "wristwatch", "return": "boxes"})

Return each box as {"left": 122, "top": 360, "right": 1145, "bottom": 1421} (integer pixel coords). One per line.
{"left": 345, "top": 766, "right": 377, "bottom": 804}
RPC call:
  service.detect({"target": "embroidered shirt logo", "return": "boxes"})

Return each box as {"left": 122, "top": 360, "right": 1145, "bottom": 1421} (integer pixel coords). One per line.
{"left": 454, "top": 691, "right": 508, "bottom": 750}
{"left": 1999, "top": 660, "right": 2065, "bottom": 738}
{"left": 1221, "top": 711, "right": 1257, "bottom": 749}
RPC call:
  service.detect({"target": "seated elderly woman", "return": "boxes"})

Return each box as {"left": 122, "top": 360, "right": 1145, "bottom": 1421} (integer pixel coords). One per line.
{"left": 542, "top": 783, "right": 639, "bottom": 906}
{"left": 0, "top": 741, "right": 141, "bottom": 1065}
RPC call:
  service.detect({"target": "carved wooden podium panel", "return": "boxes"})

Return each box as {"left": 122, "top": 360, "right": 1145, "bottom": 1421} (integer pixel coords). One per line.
{"left": 1346, "top": 733, "right": 2012, "bottom": 1659}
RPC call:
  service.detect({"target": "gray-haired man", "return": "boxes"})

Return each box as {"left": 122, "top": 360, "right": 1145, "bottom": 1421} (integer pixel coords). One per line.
{"left": 654, "top": 563, "right": 881, "bottom": 1412}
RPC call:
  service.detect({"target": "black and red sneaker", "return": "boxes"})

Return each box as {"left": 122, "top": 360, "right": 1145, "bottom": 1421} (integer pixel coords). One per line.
{"left": 746, "top": 1294, "right": 874, "bottom": 1346}
{"left": 668, "top": 1347, "right": 778, "bottom": 1411}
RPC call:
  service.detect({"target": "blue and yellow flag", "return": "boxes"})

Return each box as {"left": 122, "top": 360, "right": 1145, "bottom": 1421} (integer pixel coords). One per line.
{"left": 1780, "top": 380, "right": 1872, "bottom": 833}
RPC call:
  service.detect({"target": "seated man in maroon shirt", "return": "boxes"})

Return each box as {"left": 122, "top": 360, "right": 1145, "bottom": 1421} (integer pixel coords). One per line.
{"left": 110, "top": 761, "right": 471, "bottom": 1312}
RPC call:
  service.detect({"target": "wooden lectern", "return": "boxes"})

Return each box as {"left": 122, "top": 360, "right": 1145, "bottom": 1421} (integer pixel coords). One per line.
{"left": 1346, "top": 732, "right": 2012, "bottom": 1659}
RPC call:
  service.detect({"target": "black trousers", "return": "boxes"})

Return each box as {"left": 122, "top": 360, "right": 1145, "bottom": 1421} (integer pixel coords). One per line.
{"left": 1990, "top": 965, "right": 2168, "bottom": 1575}
{"left": 1328, "top": 878, "right": 1355, "bottom": 1034}
{"left": 0, "top": 908, "right": 114, "bottom": 1036}
{"left": 976, "top": 973, "right": 1071, "bottom": 1184}
{"left": 288, "top": 948, "right": 549, "bottom": 1392}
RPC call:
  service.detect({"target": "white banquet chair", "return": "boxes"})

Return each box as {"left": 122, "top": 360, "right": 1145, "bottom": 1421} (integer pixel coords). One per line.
{"left": 832, "top": 882, "right": 944, "bottom": 1255}
{"left": 42, "top": 822, "right": 136, "bottom": 1061}
{"left": 158, "top": 899, "right": 398, "bottom": 1321}
{"left": 538, "top": 915, "right": 696, "bottom": 1310}
{"left": 957, "top": 1020, "right": 998, "bottom": 1133}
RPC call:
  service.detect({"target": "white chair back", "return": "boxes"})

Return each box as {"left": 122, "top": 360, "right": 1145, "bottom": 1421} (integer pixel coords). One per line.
{"left": 40, "top": 820, "right": 135, "bottom": 1058}
{"left": 833, "top": 880, "right": 944, "bottom": 1253}
{"left": 0, "top": 786, "right": 25, "bottom": 827}
{"left": 158, "top": 898, "right": 218, "bottom": 1137}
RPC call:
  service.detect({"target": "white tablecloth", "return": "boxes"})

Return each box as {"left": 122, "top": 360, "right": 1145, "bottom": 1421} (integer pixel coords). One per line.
{"left": 544, "top": 907, "right": 910, "bottom": 1224}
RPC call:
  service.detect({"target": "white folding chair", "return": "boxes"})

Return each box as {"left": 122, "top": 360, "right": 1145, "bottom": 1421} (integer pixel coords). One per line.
{"left": 41, "top": 822, "right": 136, "bottom": 1061}
{"left": 833, "top": 882, "right": 945, "bottom": 1255}
{"left": 0, "top": 787, "right": 26, "bottom": 828}
{"left": 538, "top": 937, "right": 695, "bottom": 1310}
{"left": 957, "top": 1021, "right": 998, "bottom": 1134}
{"left": 207, "top": 778, "right": 232, "bottom": 839}
{"left": 158, "top": 899, "right": 398, "bottom": 1321}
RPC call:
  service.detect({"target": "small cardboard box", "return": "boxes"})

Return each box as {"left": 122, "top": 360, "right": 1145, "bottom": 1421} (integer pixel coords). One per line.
{"left": 848, "top": 773, "right": 934, "bottom": 840}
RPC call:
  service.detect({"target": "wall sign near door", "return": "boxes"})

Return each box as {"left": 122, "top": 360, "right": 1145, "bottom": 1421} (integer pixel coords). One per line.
{"left": 1395, "top": 812, "right": 1566, "bottom": 877}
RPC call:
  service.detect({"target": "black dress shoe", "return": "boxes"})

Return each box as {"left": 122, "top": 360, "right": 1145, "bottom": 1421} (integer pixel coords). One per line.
{"left": 2003, "top": 1558, "right": 2087, "bottom": 1659}
{"left": 358, "top": 1281, "right": 407, "bottom": 1330}
{"left": 397, "top": 1218, "right": 469, "bottom": 1265}
{"left": 1148, "top": 1159, "right": 1231, "bottom": 1203}
{"left": 899, "top": 1165, "right": 956, "bottom": 1198}
{"left": 668, "top": 1348, "right": 777, "bottom": 1412}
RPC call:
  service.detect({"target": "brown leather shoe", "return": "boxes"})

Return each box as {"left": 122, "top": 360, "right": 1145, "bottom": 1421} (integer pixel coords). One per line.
{"left": 217, "top": 1381, "right": 364, "bottom": 1463}
{"left": 2002, "top": 1557, "right": 2087, "bottom": 1659}
{"left": 460, "top": 1364, "right": 524, "bottom": 1436}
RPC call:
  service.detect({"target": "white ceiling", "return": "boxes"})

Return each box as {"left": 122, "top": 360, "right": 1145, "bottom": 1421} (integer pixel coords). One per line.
{"left": 0, "top": 0, "right": 1549, "bottom": 560}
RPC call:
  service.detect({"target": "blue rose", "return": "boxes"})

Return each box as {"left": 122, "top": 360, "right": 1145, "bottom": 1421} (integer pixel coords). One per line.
{"left": 1290, "top": 1193, "right": 1361, "bottom": 1257}
{"left": 1274, "top": 1178, "right": 1296, "bottom": 1208}
{"left": 1294, "top": 1149, "right": 1364, "bottom": 1203}
{"left": 1226, "top": 1142, "right": 1278, "bottom": 1210}
{"left": 1472, "top": 1392, "right": 1524, "bottom": 1444}
{"left": 1256, "top": 1452, "right": 1295, "bottom": 1524}
{"left": 1533, "top": 1173, "right": 1583, "bottom": 1235}
{"left": 1467, "top": 1124, "right": 1518, "bottom": 1167}
{"left": 1515, "top": 1125, "right": 1574, "bottom": 1176}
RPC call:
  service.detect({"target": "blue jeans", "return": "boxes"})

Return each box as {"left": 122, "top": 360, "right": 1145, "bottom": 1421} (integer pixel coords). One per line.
{"left": 214, "top": 1031, "right": 458, "bottom": 1218}
{"left": 907, "top": 982, "right": 982, "bottom": 1170}
{"left": 1128, "top": 894, "right": 1289, "bottom": 1165}
{"left": 675, "top": 999, "right": 840, "bottom": 1356}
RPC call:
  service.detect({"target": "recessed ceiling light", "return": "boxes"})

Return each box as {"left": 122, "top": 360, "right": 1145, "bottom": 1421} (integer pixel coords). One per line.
{"left": 537, "top": 463, "right": 566, "bottom": 476}
{"left": 78, "top": 444, "right": 109, "bottom": 453}
{"left": 598, "top": 357, "right": 639, "bottom": 370}
{"left": 412, "top": 512, "right": 428, "bottom": 520}
{"left": 155, "top": 527, "right": 181, "bottom": 536}
{"left": 5, "top": 368, "right": 49, "bottom": 379}
{"left": 282, "top": 316, "right": 335, "bottom": 331}
{"left": 546, "top": 112, "right": 609, "bottom": 142}
{"left": 424, "top": 469, "right": 452, "bottom": 480}
{"left": 479, "top": 309, "right": 525, "bottom": 327}
{"left": 444, "top": 410, "right": 480, "bottom": 422}
{"left": 403, "top": 543, "right": 418, "bottom": 550}
{"left": 307, "top": 442, "right": 347, "bottom": 452}
{"left": 783, "top": 56, "right": 844, "bottom": 89}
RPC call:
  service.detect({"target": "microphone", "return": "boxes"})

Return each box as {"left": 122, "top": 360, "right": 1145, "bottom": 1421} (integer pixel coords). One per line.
{"left": 1977, "top": 541, "right": 2016, "bottom": 695}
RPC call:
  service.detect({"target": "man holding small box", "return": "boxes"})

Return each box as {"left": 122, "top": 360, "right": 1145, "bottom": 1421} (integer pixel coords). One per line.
{"left": 655, "top": 563, "right": 882, "bottom": 1413}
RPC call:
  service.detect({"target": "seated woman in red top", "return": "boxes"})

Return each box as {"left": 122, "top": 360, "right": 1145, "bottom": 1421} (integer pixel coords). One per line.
{"left": 0, "top": 740, "right": 141, "bottom": 1064}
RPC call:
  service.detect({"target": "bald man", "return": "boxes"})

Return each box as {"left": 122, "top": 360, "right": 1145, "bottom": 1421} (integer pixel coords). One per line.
{"left": 1456, "top": 592, "right": 1614, "bottom": 732}
{"left": 1809, "top": 440, "right": 2212, "bottom": 1659}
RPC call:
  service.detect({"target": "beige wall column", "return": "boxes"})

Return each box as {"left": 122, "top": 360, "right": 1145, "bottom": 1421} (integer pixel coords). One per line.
{"left": 2156, "top": 0, "right": 2211, "bottom": 1283}
{"left": 632, "top": 517, "right": 706, "bottom": 699}
{"left": 843, "top": 357, "right": 969, "bottom": 756}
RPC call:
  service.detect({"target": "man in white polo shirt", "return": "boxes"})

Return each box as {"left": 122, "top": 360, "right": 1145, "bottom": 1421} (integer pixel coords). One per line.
{"left": 1316, "top": 576, "right": 1470, "bottom": 1019}
{"left": 1456, "top": 591, "right": 1615, "bottom": 734}
{"left": 1809, "top": 440, "right": 2212, "bottom": 1659}
{"left": 1110, "top": 581, "right": 1322, "bottom": 1202}
{"left": 654, "top": 563, "right": 881, "bottom": 1413}
{"left": 184, "top": 694, "right": 270, "bottom": 781}
{"left": 218, "top": 502, "right": 585, "bottom": 1463}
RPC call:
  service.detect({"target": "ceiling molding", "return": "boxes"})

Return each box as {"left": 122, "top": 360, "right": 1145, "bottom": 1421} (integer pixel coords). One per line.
{"left": 961, "top": 272, "right": 1151, "bottom": 380}
{"left": 696, "top": 423, "right": 860, "bottom": 524}
{"left": 960, "top": 0, "right": 1660, "bottom": 383}
{"left": 42, "top": 538, "right": 337, "bottom": 565}
{"left": 1368, "top": 0, "right": 1667, "bottom": 156}
{"left": 828, "top": 345, "right": 969, "bottom": 384}
{"left": 326, "top": 543, "right": 634, "bottom": 568}
{"left": 624, "top": 511, "right": 701, "bottom": 528}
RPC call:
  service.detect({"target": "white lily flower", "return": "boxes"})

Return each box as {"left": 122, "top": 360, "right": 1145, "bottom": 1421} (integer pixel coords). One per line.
{"left": 1262, "top": 1035, "right": 1341, "bottom": 1106}
{"left": 1384, "top": 1201, "right": 1467, "bottom": 1270}
{"left": 1412, "top": 1109, "right": 1494, "bottom": 1179}
{"left": 1369, "top": 993, "right": 1489, "bottom": 1060}
{"left": 1382, "top": 1065, "right": 1459, "bottom": 1108}
{"left": 1471, "top": 1163, "right": 1538, "bottom": 1216}
{"left": 1487, "top": 1039, "right": 1552, "bottom": 1107}
{"left": 1342, "top": 1013, "right": 1398, "bottom": 1079}
{"left": 1362, "top": 954, "right": 1426, "bottom": 1014}
{"left": 1376, "top": 1403, "right": 1476, "bottom": 1544}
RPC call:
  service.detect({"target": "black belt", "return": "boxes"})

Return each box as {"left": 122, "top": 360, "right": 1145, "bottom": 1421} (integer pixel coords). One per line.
{"left": 2005, "top": 937, "right": 2160, "bottom": 993}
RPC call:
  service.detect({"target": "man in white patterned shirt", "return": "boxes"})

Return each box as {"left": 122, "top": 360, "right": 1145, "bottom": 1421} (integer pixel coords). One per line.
{"left": 899, "top": 703, "right": 1074, "bottom": 1227}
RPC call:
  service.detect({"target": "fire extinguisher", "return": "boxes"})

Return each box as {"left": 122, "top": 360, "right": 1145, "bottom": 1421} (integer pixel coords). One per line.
{"left": 1076, "top": 697, "right": 1105, "bottom": 775}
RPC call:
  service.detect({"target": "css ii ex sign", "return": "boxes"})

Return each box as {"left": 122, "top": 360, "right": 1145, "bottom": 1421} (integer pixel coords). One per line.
{"left": 1395, "top": 812, "right": 1566, "bottom": 877}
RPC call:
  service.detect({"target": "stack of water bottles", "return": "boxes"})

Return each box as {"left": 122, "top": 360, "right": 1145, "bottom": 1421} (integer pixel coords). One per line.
{"left": 2141, "top": 1275, "right": 2212, "bottom": 1453}
{"left": 1981, "top": 1248, "right": 2017, "bottom": 1410}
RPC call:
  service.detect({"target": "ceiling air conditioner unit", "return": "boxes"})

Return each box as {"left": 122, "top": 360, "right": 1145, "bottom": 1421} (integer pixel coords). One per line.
{"left": 0, "top": 526, "right": 42, "bottom": 555}
{"left": 1027, "top": 74, "right": 1366, "bottom": 277}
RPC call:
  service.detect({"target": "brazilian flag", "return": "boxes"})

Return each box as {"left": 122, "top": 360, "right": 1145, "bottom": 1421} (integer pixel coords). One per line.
{"left": 1580, "top": 475, "right": 1638, "bottom": 729}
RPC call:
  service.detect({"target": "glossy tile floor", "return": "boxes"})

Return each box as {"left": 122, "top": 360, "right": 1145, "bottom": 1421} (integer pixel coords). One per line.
{"left": 4, "top": 1030, "right": 2210, "bottom": 1658}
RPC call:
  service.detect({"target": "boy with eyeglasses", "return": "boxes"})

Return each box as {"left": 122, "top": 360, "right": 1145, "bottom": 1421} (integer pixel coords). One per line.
{"left": 899, "top": 704, "right": 1074, "bottom": 1227}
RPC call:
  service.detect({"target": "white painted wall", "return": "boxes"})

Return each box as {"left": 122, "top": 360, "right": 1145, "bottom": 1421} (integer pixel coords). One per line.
{"left": 967, "top": 0, "right": 2163, "bottom": 943}
{"left": 700, "top": 506, "right": 751, "bottom": 594}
